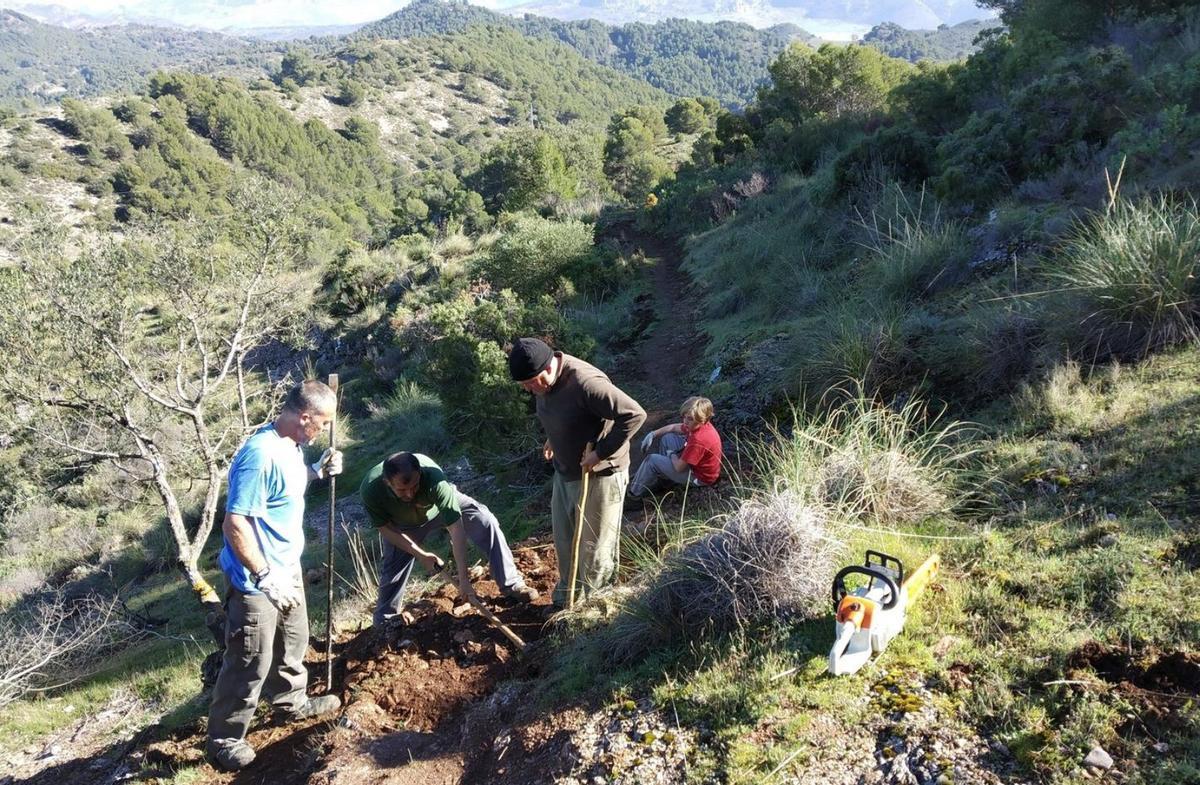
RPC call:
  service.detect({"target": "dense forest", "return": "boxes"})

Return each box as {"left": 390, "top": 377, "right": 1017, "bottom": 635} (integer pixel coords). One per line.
{"left": 861, "top": 18, "right": 992, "bottom": 61}
{"left": 0, "top": 0, "right": 994, "bottom": 110}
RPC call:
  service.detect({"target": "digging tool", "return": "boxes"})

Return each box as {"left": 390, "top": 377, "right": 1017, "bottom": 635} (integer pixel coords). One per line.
{"left": 567, "top": 442, "right": 594, "bottom": 610}
{"left": 431, "top": 566, "right": 528, "bottom": 652}
{"left": 325, "top": 373, "right": 338, "bottom": 689}
{"left": 827, "top": 550, "right": 939, "bottom": 676}
{"left": 467, "top": 595, "right": 527, "bottom": 652}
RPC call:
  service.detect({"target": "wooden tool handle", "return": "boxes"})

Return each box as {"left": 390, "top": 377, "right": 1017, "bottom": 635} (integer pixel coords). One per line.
{"left": 324, "top": 373, "right": 338, "bottom": 690}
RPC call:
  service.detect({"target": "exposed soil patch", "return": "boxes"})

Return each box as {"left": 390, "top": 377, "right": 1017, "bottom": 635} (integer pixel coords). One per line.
{"left": 301, "top": 544, "right": 561, "bottom": 784}
{"left": 27, "top": 545, "right": 563, "bottom": 785}
{"left": 1162, "top": 530, "right": 1200, "bottom": 569}
{"left": 1068, "top": 641, "right": 1200, "bottom": 697}
{"left": 1067, "top": 641, "right": 1200, "bottom": 738}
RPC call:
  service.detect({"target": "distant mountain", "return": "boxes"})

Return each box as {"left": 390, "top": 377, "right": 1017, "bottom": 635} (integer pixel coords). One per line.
{"left": 359, "top": 0, "right": 818, "bottom": 106}
{"left": 5, "top": 1, "right": 376, "bottom": 31}
{"left": 0, "top": 10, "right": 276, "bottom": 104}
{"left": 235, "top": 24, "right": 365, "bottom": 41}
{"left": 862, "top": 18, "right": 993, "bottom": 62}
{"left": 7, "top": 0, "right": 997, "bottom": 37}
{"left": 4, "top": 2, "right": 180, "bottom": 28}
{"left": 499, "top": 0, "right": 995, "bottom": 36}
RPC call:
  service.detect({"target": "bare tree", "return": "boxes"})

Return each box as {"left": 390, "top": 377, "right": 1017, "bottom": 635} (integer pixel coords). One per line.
{"left": 0, "top": 590, "right": 141, "bottom": 709}
{"left": 0, "top": 179, "right": 312, "bottom": 637}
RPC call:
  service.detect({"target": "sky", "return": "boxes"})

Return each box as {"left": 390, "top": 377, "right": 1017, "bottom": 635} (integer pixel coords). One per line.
{"left": 7, "top": 0, "right": 491, "bottom": 29}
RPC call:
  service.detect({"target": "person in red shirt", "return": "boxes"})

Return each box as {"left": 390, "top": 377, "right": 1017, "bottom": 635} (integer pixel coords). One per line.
{"left": 629, "top": 396, "right": 723, "bottom": 498}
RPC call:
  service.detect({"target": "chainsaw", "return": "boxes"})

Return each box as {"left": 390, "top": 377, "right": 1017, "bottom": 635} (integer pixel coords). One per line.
{"left": 827, "top": 550, "right": 939, "bottom": 676}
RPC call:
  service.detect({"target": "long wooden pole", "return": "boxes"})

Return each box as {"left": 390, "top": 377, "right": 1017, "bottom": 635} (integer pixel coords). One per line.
{"left": 324, "top": 374, "right": 338, "bottom": 690}
{"left": 567, "top": 442, "right": 594, "bottom": 610}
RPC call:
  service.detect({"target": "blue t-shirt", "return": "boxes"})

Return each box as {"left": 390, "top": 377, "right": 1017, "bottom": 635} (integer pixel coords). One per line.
{"left": 218, "top": 424, "right": 310, "bottom": 594}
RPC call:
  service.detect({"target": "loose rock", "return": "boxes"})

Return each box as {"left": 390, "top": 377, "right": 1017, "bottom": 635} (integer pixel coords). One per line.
{"left": 1084, "top": 746, "right": 1114, "bottom": 770}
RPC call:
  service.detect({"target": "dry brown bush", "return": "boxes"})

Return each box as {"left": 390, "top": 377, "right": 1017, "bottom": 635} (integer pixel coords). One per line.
{"left": 606, "top": 491, "right": 842, "bottom": 661}
{"left": 819, "top": 448, "right": 945, "bottom": 526}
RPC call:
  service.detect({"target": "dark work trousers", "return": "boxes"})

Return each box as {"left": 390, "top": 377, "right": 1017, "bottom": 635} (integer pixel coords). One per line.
{"left": 373, "top": 492, "right": 521, "bottom": 627}
{"left": 207, "top": 576, "right": 308, "bottom": 754}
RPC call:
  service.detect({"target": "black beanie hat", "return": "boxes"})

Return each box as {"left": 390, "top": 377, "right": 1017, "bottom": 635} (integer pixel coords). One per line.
{"left": 508, "top": 337, "right": 554, "bottom": 381}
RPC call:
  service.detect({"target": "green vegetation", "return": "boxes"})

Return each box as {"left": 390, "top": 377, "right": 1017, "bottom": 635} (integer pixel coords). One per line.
{"left": 862, "top": 19, "right": 994, "bottom": 62}
{"left": 3, "top": 1, "right": 1200, "bottom": 783}
{"left": 426, "top": 26, "right": 670, "bottom": 125}
{"left": 0, "top": 10, "right": 276, "bottom": 105}
{"left": 358, "top": 0, "right": 819, "bottom": 106}
{"left": 651, "top": 2, "right": 1200, "bottom": 410}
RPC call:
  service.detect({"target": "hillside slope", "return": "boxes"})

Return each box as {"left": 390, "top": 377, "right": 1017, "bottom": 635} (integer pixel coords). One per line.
{"left": 0, "top": 10, "right": 277, "bottom": 104}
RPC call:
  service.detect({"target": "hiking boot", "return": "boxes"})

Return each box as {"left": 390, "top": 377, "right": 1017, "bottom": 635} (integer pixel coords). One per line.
{"left": 205, "top": 739, "right": 256, "bottom": 772}
{"left": 284, "top": 694, "right": 342, "bottom": 722}
{"left": 501, "top": 582, "right": 540, "bottom": 602}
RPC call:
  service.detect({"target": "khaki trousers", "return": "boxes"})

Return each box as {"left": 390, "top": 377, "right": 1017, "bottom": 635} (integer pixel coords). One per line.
{"left": 551, "top": 468, "right": 627, "bottom": 606}
{"left": 207, "top": 580, "right": 309, "bottom": 752}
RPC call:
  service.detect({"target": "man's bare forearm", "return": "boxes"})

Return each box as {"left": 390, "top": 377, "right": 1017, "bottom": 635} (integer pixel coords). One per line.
{"left": 379, "top": 525, "right": 434, "bottom": 558}
{"left": 447, "top": 521, "right": 473, "bottom": 595}
{"left": 224, "top": 512, "right": 268, "bottom": 575}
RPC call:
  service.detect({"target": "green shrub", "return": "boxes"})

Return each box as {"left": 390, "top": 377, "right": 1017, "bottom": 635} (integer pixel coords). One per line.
{"left": 863, "top": 202, "right": 972, "bottom": 303}
{"left": 0, "top": 164, "right": 22, "bottom": 189}
{"left": 323, "top": 245, "right": 398, "bottom": 316}
{"left": 472, "top": 214, "right": 594, "bottom": 299}
{"left": 833, "top": 124, "right": 934, "bottom": 196}
{"left": 413, "top": 288, "right": 592, "bottom": 448}
{"left": 665, "top": 98, "right": 707, "bottom": 134}
{"left": 1047, "top": 194, "right": 1200, "bottom": 357}
{"left": 473, "top": 129, "right": 575, "bottom": 213}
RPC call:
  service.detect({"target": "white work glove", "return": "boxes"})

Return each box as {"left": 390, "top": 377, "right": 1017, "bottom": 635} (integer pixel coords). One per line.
{"left": 311, "top": 448, "right": 343, "bottom": 479}
{"left": 640, "top": 432, "right": 654, "bottom": 453}
{"left": 256, "top": 569, "right": 302, "bottom": 613}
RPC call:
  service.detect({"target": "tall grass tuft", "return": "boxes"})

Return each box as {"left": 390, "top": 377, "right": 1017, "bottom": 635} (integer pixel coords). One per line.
{"left": 1050, "top": 194, "right": 1200, "bottom": 357}
{"left": 341, "top": 521, "right": 382, "bottom": 609}
{"left": 812, "top": 304, "right": 911, "bottom": 397}
{"left": 860, "top": 187, "right": 971, "bottom": 303}
{"left": 756, "top": 387, "right": 972, "bottom": 526}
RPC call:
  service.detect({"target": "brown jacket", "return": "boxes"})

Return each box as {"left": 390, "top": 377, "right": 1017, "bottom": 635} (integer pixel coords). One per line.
{"left": 536, "top": 353, "right": 646, "bottom": 481}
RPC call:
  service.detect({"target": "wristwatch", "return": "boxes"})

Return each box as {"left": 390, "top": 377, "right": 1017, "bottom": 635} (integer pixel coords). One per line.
{"left": 251, "top": 565, "right": 271, "bottom": 586}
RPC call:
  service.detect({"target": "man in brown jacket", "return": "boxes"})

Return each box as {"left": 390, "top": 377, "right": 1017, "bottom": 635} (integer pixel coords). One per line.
{"left": 508, "top": 338, "right": 646, "bottom": 606}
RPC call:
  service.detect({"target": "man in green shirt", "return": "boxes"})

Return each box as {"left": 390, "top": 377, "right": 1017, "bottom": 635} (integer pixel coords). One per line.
{"left": 360, "top": 452, "right": 537, "bottom": 627}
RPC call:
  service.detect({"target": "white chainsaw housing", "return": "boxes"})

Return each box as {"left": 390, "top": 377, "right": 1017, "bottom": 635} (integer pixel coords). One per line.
{"left": 827, "top": 583, "right": 908, "bottom": 676}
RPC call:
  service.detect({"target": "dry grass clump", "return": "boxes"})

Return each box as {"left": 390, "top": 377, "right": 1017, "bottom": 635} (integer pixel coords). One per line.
{"left": 605, "top": 491, "right": 842, "bottom": 661}
{"left": 760, "top": 388, "right": 970, "bottom": 527}
{"left": 819, "top": 447, "right": 946, "bottom": 526}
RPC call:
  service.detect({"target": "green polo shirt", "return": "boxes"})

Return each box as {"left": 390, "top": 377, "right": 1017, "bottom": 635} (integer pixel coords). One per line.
{"left": 359, "top": 454, "right": 461, "bottom": 531}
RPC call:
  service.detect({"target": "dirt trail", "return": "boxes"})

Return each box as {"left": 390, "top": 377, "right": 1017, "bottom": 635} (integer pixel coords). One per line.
{"left": 609, "top": 222, "right": 708, "bottom": 466}
{"left": 106, "top": 544, "right": 562, "bottom": 785}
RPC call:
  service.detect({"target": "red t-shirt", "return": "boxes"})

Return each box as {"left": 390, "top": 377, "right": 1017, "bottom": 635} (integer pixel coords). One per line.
{"left": 680, "top": 421, "right": 722, "bottom": 485}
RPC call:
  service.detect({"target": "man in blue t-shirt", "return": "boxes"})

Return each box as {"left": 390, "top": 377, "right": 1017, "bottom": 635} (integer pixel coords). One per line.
{"left": 206, "top": 380, "right": 344, "bottom": 772}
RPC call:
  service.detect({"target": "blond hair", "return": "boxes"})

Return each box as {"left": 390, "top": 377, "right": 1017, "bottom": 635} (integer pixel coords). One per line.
{"left": 679, "top": 396, "right": 714, "bottom": 425}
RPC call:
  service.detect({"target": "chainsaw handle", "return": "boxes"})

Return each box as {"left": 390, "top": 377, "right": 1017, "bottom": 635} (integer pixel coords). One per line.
{"left": 832, "top": 565, "right": 900, "bottom": 611}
